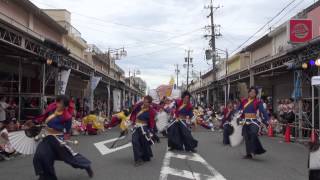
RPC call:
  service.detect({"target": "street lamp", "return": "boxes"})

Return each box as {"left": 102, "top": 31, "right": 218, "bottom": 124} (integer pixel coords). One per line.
{"left": 129, "top": 69, "right": 141, "bottom": 86}
{"left": 108, "top": 47, "right": 127, "bottom": 60}
{"left": 184, "top": 49, "right": 193, "bottom": 90}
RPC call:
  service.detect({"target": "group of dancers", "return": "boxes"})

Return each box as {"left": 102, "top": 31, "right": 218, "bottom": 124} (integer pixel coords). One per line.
{"left": 21, "top": 87, "right": 275, "bottom": 179}
{"left": 127, "top": 91, "right": 198, "bottom": 165}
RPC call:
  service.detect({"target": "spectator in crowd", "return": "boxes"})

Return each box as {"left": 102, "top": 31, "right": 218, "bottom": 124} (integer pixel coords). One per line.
{"left": 270, "top": 113, "right": 281, "bottom": 135}
{"left": 267, "top": 96, "right": 273, "bottom": 114}
{"left": 284, "top": 98, "right": 295, "bottom": 123}
{"left": 280, "top": 98, "right": 295, "bottom": 136}
{"left": 233, "top": 98, "right": 241, "bottom": 110}
{"left": 277, "top": 99, "right": 284, "bottom": 118}
{"left": 0, "top": 97, "right": 9, "bottom": 122}
{"left": 0, "top": 120, "right": 15, "bottom": 160}
{"left": 7, "top": 97, "right": 17, "bottom": 121}
{"left": 261, "top": 97, "right": 267, "bottom": 110}
{"left": 82, "top": 110, "right": 103, "bottom": 135}
{"left": 84, "top": 98, "right": 90, "bottom": 115}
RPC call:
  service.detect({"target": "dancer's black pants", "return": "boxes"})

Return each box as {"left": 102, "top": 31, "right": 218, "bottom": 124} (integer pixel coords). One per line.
{"left": 242, "top": 123, "right": 266, "bottom": 155}
{"left": 33, "top": 135, "right": 91, "bottom": 180}
{"left": 167, "top": 120, "right": 198, "bottom": 151}
{"left": 132, "top": 126, "right": 153, "bottom": 162}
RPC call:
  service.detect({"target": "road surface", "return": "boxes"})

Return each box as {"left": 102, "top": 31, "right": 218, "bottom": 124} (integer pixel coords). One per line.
{"left": 0, "top": 128, "right": 308, "bottom": 180}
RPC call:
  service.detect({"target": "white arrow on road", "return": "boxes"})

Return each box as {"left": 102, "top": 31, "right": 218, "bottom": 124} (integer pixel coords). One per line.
{"left": 160, "top": 150, "right": 226, "bottom": 180}
{"left": 94, "top": 137, "right": 132, "bottom": 155}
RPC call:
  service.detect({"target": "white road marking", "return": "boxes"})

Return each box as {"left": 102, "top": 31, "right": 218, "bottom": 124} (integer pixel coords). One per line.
{"left": 160, "top": 151, "right": 226, "bottom": 180}
{"left": 94, "top": 137, "right": 132, "bottom": 155}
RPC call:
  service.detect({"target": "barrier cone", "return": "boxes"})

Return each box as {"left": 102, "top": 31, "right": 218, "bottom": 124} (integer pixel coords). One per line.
{"left": 310, "top": 129, "right": 318, "bottom": 144}
{"left": 268, "top": 125, "right": 274, "bottom": 137}
{"left": 284, "top": 124, "right": 291, "bottom": 143}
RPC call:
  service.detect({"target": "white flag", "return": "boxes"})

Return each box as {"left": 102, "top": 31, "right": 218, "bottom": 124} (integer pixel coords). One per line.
{"left": 58, "top": 69, "right": 71, "bottom": 95}
{"left": 91, "top": 76, "right": 101, "bottom": 91}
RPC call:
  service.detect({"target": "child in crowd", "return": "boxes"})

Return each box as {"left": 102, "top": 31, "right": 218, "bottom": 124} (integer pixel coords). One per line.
{"left": 0, "top": 120, "right": 15, "bottom": 160}
{"left": 270, "top": 113, "right": 281, "bottom": 135}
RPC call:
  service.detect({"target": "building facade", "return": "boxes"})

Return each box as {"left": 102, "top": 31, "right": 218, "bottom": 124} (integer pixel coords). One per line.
{"left": 190, "top": 1, "right": 320, "bottom": 138}
{"left": 0, "top": 0, "right": 144, "bottom": 121}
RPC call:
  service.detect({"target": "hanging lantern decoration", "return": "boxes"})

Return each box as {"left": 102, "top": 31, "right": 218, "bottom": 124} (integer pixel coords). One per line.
{"left": 315, "top": 58, "right": 320, "bottom": 67}
{"left": 46, "top": 58, "right": 53, "bottom": 65}
{"left": 302, "top": 62, "right": 308, "bottom": 69}
{"left": 310, "top": 59, "right": 316, "bottom": 66}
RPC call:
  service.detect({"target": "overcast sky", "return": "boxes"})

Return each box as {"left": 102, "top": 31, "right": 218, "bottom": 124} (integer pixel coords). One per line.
{"left": 31, "top": 0, "right": 315, "bottom": 89}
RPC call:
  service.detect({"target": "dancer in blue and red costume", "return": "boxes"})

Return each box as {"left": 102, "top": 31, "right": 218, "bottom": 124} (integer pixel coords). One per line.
{"left": 220, "top": 101, "right": 235, "bottom": 145}
{"left": 31, "top": 95, "right": 93, "bottom": 180}
{"left": 239, "top": 87, "right": 269, "bottom": 159}
{"left": 167, "top": 91, "right": 198, "bottom": 152}
{"left": 130, "top": 95, "right": 156, "bottom": 166}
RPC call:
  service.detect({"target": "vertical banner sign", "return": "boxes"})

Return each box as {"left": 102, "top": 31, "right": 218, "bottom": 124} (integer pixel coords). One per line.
{"left": 91, "top": 76, "right": 101, "bottom": 91}
{"left": 223, "top": 85, "right": 227, "bottom": 106}
{"left": 90, "top": 76, "right": 101, "bottom": 111}
{"left": 113, "top": 89, "right": 121, "bottom": 112}
{"left": 289, "top": 19, "right": 313, "bottom": 43}
{"left": 58, "top": 69, "right": 71, "bottom": 95}
{"left": 227, "top": 83, "right": 230, "bottom": 101}
{"left": 107, "top": 85, "right": 111, "bottom": 117}
{"left": 257, "top": 87, "right": 263, "bottom": 99}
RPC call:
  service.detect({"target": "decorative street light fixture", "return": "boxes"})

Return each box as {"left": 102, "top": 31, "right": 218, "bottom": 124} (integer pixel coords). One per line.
{"left": 108, "top": 47, "right": 127, "bottom": 60}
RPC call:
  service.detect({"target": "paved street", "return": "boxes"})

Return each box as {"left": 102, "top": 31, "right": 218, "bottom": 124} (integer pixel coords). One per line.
{"left": 0, "top": 128, "right": 308, "bottom": 180}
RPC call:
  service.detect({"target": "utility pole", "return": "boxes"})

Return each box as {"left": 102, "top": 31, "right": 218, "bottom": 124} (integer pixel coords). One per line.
{"left": 187, "top": 50, "right": 190, "bottom": 90}
{"left": 205, "top": 0, "right": 221, "bottom": 105}
{"left": 174, "top": 64, "right": 180, "bottom": 89}
{"left": 184, "top": 49, "right": 193, "bottom": 90}
{"left": 205, "top": 0, "right": 221, "bottom": 71}
{"left": 225, "top": 49, "right": 229, "bottom": 107}
{"left": 199, "top": 71, "right": 202, "bottom": 87}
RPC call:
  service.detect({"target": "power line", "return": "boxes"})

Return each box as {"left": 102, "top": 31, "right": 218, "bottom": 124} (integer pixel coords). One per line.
{"left": 32, "top": 0, "right": 206, "bottom": 51}
{"left": 271, "top": 0, "right": 305, "bottom": 27}
{"left": 230, "top": 0, "right": 297, "bottom": 54}
{"left": 72, "top": 22, "right": 204, "bottom": 52}
{"left": 127, "top": 36, "right": 201, "bottom": 58}
{"left": 73, "top": 22, "right": 204, "bottom": 58}
{"left": 124, "top": 28, "right": 204, "bottom": 49}
{"left": 32, "top": 0, "right": 197, "bottom": 35}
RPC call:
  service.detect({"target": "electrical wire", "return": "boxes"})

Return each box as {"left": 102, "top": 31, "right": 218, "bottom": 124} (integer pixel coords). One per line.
{"left": 127, "top": 36, "right": 203, "bottom": 58}
{"left": 32, "top": 0, "right": 207, "bottom": 52}
{"left": 271, "top": 0, "right": 306, "bottom": 27}
{"left": 230, "top": 0, "right": 297, "bottom": 54}
{"left": 32, "top": 0, "right": 202, "bottom": 35}
{"left": 73, "top": 23, "right": 202, "bottom": 51}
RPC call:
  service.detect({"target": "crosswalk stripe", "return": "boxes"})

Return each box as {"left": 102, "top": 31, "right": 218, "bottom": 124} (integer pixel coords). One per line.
{"left": 167, "top": 151, "right": 206, "bottom": 164}
{"left": 161, "top": 166, "right": 218, "bottom": 180}
{"left": 160, "top": 150, "right": 227, "bottom": 180}
{"left": 94, "top": 137, "right": 132, "bottom": 155}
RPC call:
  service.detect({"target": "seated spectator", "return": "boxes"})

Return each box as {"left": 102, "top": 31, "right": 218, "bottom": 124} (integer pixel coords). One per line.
{"left": 7, "top": 119, "right": 19, "bottom": 132}
{"left": 0, "top": 120, "right": 15, "bottom": 160}
{"left": 82, "top": 111, "right": 103, "bottom": 135}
